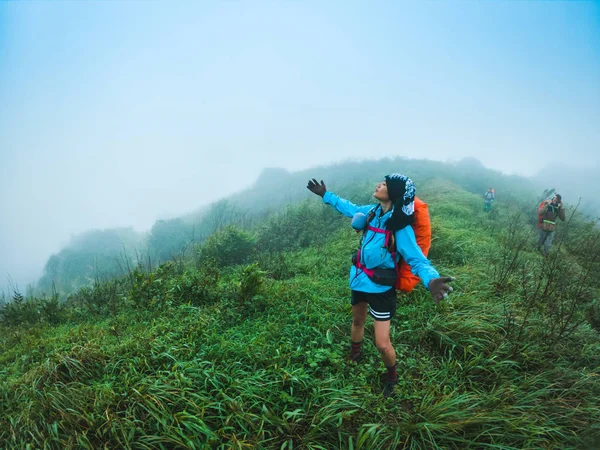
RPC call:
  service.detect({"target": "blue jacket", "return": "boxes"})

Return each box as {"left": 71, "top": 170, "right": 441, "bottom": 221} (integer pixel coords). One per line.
{"left": 323, "top": 191, "right": 439, "bottom": 293}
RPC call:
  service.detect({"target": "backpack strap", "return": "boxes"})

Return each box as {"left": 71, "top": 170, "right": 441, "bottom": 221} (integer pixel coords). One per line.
{"left": 355, "top": 209, "right": 402, "bottom": 286}
{"left": 364, "top": 206, "right": 379, "bottom": 228}
{"left": 365, "top": 225, "right": 401, "bottom": 277}
{"left": 367, "top": 225, "right": 397, "bottom": 253}
{"left": 359, "top": 205, "right": 380, "bottom": 245}
{"left": 354, "top": 248, "right": 375, "bottom": 278}
{"left": 367, "top": 225, "right": 391, "bottom": 247}
{"left": 389, "top": 233, "right": 400, "bottom": 279}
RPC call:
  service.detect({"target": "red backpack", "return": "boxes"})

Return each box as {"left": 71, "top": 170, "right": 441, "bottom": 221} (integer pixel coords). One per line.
{"left": 362, "top": 198, "right": 432, "bottom": 292}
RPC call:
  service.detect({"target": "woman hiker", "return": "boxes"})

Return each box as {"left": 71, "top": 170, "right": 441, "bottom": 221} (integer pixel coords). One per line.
{"left": 307, "top": 174, "right": 454, "bottom": 397}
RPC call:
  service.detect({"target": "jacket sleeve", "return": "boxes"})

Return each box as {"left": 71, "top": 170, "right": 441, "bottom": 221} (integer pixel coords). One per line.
{"left": 559, "top": 206, "right": 566, "bottom": 221}
{"left": 322, "top": 191, "right": 375, "bottom": 218}
{"left": 395, "top": 226, "right": 440, "bottom": 290}
{"left": 538, "top": 202, "right": 549, "bottom": 216}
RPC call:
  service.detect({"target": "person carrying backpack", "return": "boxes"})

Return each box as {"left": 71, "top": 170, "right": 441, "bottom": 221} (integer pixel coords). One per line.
{"left": 307, "top": 174, "right": 454, "bottom": 397}
{"left": 484, "top": 188, "right": 495, "bottom": 212}
{"left": 536, "top": 194, "right": 566, "bottom": 256}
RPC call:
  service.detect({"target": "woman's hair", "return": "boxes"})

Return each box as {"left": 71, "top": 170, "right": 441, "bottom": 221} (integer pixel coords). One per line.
{"left": 384, "top": 174, "right": 415, "bottom": 232}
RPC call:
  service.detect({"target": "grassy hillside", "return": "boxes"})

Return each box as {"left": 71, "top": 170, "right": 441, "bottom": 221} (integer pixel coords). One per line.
{"left": 30, "top": 156, "right": 542, "bottom": 297}
{"left": 1, "top": 176, "right": 600, "bottom": 449}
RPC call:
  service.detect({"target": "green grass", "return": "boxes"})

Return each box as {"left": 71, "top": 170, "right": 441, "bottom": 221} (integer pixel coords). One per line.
{"left": 1, "top": 181, "right": 599, "bottom": 449}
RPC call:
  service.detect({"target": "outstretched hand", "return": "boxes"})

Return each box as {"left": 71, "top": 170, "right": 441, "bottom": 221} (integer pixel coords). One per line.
{"left": 307, "top": 178, "right": 327, "bottom": 197}
{"left": 428, "top": 277, "right": 455, "bottom": 305}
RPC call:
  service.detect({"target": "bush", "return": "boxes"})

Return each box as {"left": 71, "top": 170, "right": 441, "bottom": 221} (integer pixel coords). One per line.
{"left": 169, "top": 262, "right": 221, "bottom": 307}
{"left": 0, "top": 292, "right": 39, "bottom": 326}
{"left": 239, "top": 263, "right": 265, "bottom": 302}
{"left": 254, "top": 201, "right": 344, "bottom": 254}
{"left": 197, "top": 225, "right": 256, "bottom": 267}
{"left": 256, "top": 252, "right": 295, "bottom": 280}
{"left": 66, "top": 280, "right": 121, "bottom": 317}
{"left": 0, "top": 291, "right": 67, "bottom": 327}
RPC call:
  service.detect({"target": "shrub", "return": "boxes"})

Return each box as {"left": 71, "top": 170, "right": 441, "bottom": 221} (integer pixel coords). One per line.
{"left": 197, "top": 225, "right": 256, "bottom": 267}
{"left": 254, "top": 201, "right": 344, "bottom": 254}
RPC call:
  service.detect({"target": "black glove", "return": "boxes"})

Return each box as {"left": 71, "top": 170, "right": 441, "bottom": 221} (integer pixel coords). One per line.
{"left": 307, "top": 178, "right": 327, "bottom": 197}
{"left": 428, "top": 277, "right": 455, "bottom": 305}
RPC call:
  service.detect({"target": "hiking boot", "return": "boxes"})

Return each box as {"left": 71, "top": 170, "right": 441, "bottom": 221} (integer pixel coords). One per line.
{"left": 383, "top": 380, "right": 397, "bottom": 398}
{"left": 349, "top": 352, "right": 362, "bottom": 363}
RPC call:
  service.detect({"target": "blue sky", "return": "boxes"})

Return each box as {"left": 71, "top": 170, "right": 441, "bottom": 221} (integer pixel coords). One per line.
{"left": 1, "top": 0, "right": 599, "bottom": 292}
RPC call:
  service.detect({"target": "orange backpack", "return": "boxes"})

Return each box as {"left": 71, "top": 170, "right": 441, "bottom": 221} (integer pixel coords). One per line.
{"left": 395, "top": 198, "right": 432, "bottom": 292}
{"left": 364, "top": 197, "right": 432, "bottom": 292}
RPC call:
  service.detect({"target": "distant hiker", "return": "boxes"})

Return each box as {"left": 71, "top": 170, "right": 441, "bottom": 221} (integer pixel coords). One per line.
{"left": 536, "top": 194, "right": 566, "bottom": 256}
{"left": 307, "top": 175, "right": 454, "bottom": 398}
{"left": 483, "top": 188, "right": 495, "bottom": 212}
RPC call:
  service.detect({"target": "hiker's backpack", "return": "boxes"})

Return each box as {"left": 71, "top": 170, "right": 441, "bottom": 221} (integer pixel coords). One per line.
{"left": 397, "top": 198, "right": 432, "bottom": 292}
{"left": 364, "top": 197, "right": 432, "bottom": 293}
{"left": 537, "top": 201, "right": 545, "bottom": 228}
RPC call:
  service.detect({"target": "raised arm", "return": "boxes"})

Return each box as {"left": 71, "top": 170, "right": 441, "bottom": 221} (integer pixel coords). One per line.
{"left": 323, "top": 192, "right": 375, "bottom": 218}
{"left": 307, "top": 178, "right": 373, "bottom": 218}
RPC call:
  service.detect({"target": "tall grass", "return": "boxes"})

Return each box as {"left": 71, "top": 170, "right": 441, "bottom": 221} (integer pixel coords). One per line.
{"left": 1, "top": 181, "right": 599, "bottom": 449}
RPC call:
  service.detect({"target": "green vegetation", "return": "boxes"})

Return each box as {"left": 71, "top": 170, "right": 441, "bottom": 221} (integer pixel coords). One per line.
{"left": 32, "top": 157, "right": 544, "bottom": 297}
{"left": 1, "top": 162, "right": 599, "bottom": 449}
{"left": 36, "top": 227, "right": 146, "bottom": 296}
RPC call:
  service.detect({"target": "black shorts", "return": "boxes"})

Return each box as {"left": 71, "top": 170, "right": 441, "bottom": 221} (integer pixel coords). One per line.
{"left": 351, "top": 288, "right": 397, "bottom": 321}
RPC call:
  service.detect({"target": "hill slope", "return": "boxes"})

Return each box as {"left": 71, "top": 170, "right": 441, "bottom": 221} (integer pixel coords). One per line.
{"left": 1, "top": 171, "right": 599, "bottom": 449}
{"left": 31, "top": 156, "right": 542, "bottom": 297}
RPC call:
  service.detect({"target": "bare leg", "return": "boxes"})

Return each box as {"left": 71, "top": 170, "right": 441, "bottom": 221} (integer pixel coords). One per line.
{"left": 374, "top": 320, "right": 396, "bottom": 368}
{"left": 351, "top": 302, "right": 368, "bottom": 343}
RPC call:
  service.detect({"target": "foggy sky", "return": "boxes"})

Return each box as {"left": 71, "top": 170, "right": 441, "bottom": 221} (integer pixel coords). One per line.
{"left": 1, "top": 1, "right": 599, "bottom": 293}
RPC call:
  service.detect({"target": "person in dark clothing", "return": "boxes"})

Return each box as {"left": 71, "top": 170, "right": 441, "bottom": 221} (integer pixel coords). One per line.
{"left": 537, "top": 194, "right": 566, "bottom": 256}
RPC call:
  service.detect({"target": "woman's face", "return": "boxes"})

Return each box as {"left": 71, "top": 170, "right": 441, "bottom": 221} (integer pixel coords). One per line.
{"left": 374, "top": 181, "right": 390, "bottom": 202}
